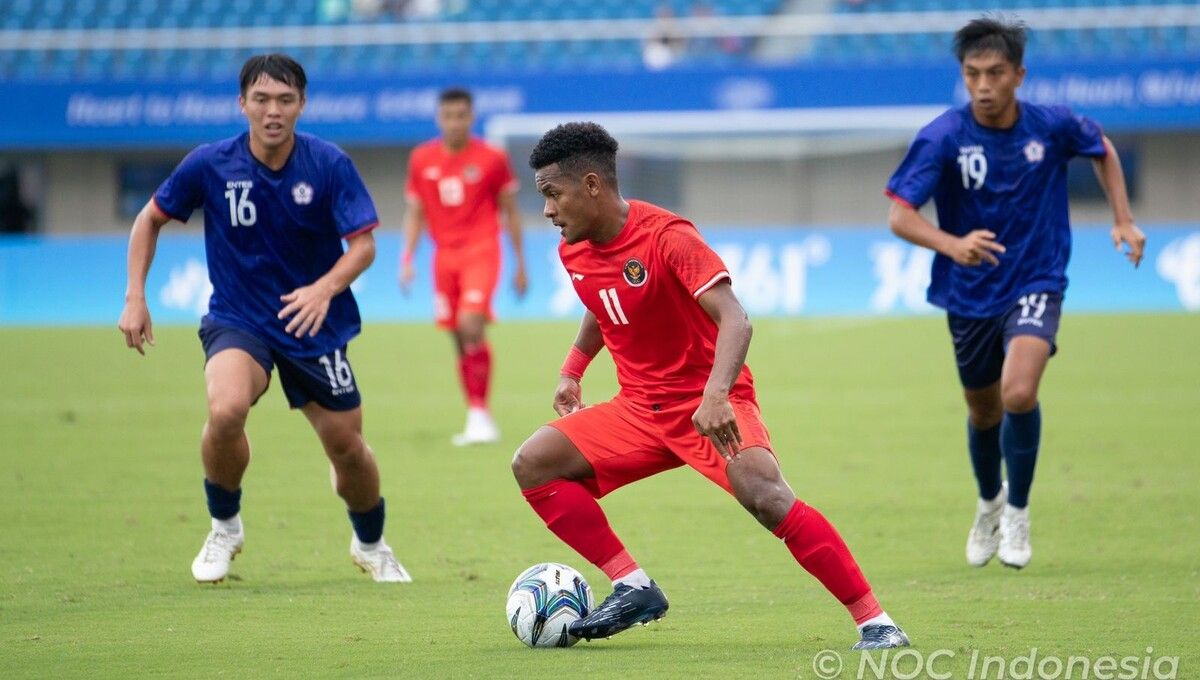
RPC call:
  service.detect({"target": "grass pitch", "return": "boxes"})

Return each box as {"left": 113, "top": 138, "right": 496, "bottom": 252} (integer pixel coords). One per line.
{"left": 1, "top": 314, "right": 1197, "bottom": 679}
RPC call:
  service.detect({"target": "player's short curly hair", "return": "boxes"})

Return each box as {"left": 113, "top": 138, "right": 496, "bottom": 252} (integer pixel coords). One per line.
{"left": 528, "top": 122, "right": 619, "bottom": 187}
{"left": 954, "top": 16, "right": 1026, "bottom": 66}
{"left": 239, "top": 53, "right": 307, "bottom": 96}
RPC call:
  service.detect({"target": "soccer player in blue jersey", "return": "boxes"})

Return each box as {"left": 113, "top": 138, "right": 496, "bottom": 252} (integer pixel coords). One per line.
{"left": 117, "top": 54, "right": 411, "bottom": 584}
{"left": 885, "top": 18, "right": 1145, "bottom": 569}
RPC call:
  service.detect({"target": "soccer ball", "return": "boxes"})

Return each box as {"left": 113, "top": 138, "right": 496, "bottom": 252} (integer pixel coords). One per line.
{"left": 505, "top": 562, "right": 594, "bottom": 648}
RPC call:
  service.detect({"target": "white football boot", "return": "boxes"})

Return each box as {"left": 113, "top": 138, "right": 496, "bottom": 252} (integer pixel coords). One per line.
{"left": 998, "top": 504, "right": 1032, "bottom": 569}
{"left": 192, "top": 525, "right": 244, "bottom": 583}
{"left": 966, "top": 483, "right": 1007, "bottom": 567}
{"left": 351, "top": 537, "right": 413, "bottom": 583}
{"left": 450, "top": 407, "right": 500, "bottom": 446}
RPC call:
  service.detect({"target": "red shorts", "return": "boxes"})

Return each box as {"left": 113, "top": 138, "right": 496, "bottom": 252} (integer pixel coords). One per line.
{"left": 433, "top": 249, "right": 499, "bottom": 330}
{"left": 548, "top": 393, "right": 773, "bottom": 498}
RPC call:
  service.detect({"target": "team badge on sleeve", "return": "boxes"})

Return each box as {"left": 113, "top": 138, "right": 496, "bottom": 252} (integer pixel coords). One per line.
{"left": 291, "top": 181, "right": 314, "bottom": 205}
{"left": 622, "top": 258, "right": 648, "bottom": 287}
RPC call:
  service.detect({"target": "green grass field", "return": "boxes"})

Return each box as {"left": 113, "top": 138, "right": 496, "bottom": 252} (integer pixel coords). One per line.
{"left": 2, "top": 314, "right": 1197, "bottom": 679}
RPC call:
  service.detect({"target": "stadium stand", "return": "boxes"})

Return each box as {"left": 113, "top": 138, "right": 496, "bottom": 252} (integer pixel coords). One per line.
{"left": 815, "top": 0, "right": 1199, "bottom": 63}
{"left": 0, "top": 0, "right": 776, "bottom": 79}
{"left": 0, "top": 0, "right": 1195, "bottom": 79}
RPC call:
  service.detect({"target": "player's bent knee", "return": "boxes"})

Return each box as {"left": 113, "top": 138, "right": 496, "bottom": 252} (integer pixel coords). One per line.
{"left": 1001, "top": 383, "right": 1039, "bottom": 413}
{"left": 511, "top": 440, "right": 546, "bottom": 488}
{"left": 206, "top": 399, "right": 251, "bottom": 435}
{"left": 321, "top": 429, "right": 367, "bottom": 463}
{"left": 728, "top": 452, "right": 795, "bottom": 529}
{"left": 512, "top": 427, "right": 590, "bottom": 490}
{"left": 736, "top": 486, "right": 795, "bottom": 530}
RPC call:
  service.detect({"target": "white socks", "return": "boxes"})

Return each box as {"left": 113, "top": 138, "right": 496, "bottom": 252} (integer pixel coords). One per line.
{"left": 979, "top": 493, "right": 1005, "bottom": 513}
{"left": 355, "top": 538, "right": 382, "bottom": 552}
{"left": 613, "top": 568, "right": 652, "bottom": 590}
{"left": 213, "top": 514, "right": 242, "bottom": 535}
{"left": 857, "top": 612, "right": 895, "bottom": 632}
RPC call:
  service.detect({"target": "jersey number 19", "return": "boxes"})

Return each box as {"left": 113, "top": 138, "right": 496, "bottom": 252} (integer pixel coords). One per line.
{"left": 956, "top": 151, "right": 988, "bottom": 190}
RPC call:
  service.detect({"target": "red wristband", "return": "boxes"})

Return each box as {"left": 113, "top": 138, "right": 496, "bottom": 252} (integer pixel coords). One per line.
{"left": 560, "top": 346, "right": 593, "bottom": 381}
{"left": 401, "top": 250, "right": 414, "bottom": 266}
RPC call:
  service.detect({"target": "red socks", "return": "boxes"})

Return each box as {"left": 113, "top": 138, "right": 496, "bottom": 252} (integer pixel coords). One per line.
{"left": 521, "top": 479, "right": 639, "bottom": 580}
{"left": 458, "top": 342, "right": 492, "bottom": 409}
{"left": 521, "top": 484, "right": 879, "bottom": 622}
{"left": 773, "top": 500, "right": 882, "bottom": 625}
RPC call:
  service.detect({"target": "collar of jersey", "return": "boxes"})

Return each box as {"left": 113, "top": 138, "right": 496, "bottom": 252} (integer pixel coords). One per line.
{"left": 964, "top": 101, "right": 1024, "bottom": 136}
{"left": 243, "top": 131, "right": 299, "bottom": 175}
{"left": 586, "top": 200, "right": 640, "bottom": 252}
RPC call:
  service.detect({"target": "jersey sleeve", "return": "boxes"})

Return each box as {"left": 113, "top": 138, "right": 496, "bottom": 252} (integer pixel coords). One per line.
{"left": 404, "top": 151, "right": 422, "bottom": 205}
{"left": 658, "top": 222, "right": 731, "bottom": 299}
{"left": 495, "top": 150, "right": 519, "bottom": 195}
{"left": 330, "top": 153, "right": 380, "bottom": 238}
{"left": 885, "top": 128, "right": 945, "bottom": 210}
{"left": 1056, "top": 107, "right": 1107, "bottom": 159}
{"left": 153, "top": 146, "right": 206, "bottom": 222}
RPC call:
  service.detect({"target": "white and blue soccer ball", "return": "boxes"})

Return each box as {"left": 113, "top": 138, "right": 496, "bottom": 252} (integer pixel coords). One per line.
{"left": 505, "top": 562, "right": 594, "bottom": 648}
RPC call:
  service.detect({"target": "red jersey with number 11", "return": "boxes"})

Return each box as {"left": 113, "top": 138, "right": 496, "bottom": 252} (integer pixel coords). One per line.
{"left": 559, "top": 199, "right": 756, "bottom": 407}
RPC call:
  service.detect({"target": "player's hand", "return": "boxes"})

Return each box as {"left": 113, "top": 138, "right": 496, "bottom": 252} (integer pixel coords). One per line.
{"left": 951, "top": 229, "right": 1006, "bottom": 266}
{"left": 117, "top": 296, "right": 155, "bottom": 355}
{"left": 278, "top": 283, "right": 333, "bottom": 338}
{"left": 1111, "top": 221, "right": 1146, "bottom": 268}
{"left": 399, "top": 261, "right": 415, "bottom": 296}
{"left": 692, "top": 392, "right": 742, "bottom": 462}
{"left": 513, "top": 264, "right": 529, "bottom": 300}
{"left": 553, "top": 376, "right": 585, "bottom": 416}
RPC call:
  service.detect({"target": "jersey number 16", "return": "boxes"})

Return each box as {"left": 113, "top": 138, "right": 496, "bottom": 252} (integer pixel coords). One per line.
{"left": 224, "top": 187, "right": 257, "bottom": 227}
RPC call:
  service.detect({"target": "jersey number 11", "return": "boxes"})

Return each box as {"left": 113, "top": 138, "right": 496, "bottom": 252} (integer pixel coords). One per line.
{"left": 598, "top": 288, "right": 630, "bottom": 325}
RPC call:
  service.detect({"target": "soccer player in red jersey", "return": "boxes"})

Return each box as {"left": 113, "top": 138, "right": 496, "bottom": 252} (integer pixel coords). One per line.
{"left": 400, "top": 88, "right": 526, "bottom": 445}
{"left": 511, "top": 122, "right": 910, "bottom": 649}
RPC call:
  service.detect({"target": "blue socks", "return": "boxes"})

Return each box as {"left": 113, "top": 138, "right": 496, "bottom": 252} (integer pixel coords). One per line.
{"left": 204, "top": 479, "right": 242, "bottom": 520}
{"left": 205, "top": 479, "right": 386, "bottom": 542}
{"left": 1001, "top": 406, "right": 1041, "bottom": 508}
{"left": 348, "top": 498, "right": 386, "bottom": 544}
{"left": 967, "top": 420, "right": 1003, "bottom": 501}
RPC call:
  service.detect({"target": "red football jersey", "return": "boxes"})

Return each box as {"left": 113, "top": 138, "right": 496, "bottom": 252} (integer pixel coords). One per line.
{"left": 560, "top": 199, "right": 755, "bottom": 407}
{"left": 405, "top": 137, "right": 518, "bottom": 253}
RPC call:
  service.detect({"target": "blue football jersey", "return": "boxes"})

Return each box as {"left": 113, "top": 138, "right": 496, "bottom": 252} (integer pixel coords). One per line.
{"left": 886, "top": 102, "right": 1106, "bottom": 318}
{"left": 154, "top": 132, "right": 379, "bottom": 356}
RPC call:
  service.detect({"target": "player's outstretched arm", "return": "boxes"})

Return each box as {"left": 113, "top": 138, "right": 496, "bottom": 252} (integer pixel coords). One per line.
{"left": 694, "top": 282, "right": 752, "bottom": 461}
{"left": 1091, "top": 137, "right": 1146, "bottom": 268}
{"left": 887, "top": 201, "right": 1006, "bottom": 267}
{"left": 118, "top": 200, "right": 171, "bottom": 355}
{"left": 279, "top": 230, "right": 376, "bottom": 338}
{"left": 398, "top": 200, "right": 424, "bottom": 295}
{"left": 553, "top": 311, "right": 603, "bottom": 416}
{"left": 499, "top": 189, "right": 528, "bottom": 298}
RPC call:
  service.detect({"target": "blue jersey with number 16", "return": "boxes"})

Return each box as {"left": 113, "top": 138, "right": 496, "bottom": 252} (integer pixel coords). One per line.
{"left": 154, "top": 132, "right": 379, "bottom": 357}
{"left": 886, "top": 102, "right": 1106, "bottom": 318}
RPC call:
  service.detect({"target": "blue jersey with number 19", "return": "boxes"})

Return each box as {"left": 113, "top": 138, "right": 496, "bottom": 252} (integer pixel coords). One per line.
{"left": 885, "top": 102, "right": 1106, "bottom": 318}
{"left": 154, "top": 131, "right": 379, "bottom": 357}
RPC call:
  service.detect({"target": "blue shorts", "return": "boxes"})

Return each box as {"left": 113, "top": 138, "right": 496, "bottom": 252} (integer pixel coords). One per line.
{"left": 198, "top": 317, "right": 362, "bottom": 411}
{"left": 947, "top": 292, "right": 1062, "bottom": 390}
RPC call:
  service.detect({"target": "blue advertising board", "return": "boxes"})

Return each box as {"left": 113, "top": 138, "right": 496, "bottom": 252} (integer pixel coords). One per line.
{"left": 2, "top": 225, "right": 1197, "bottom": 327}
{"left": 1, "top": 58, "right": 1198, "bottom": 148}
